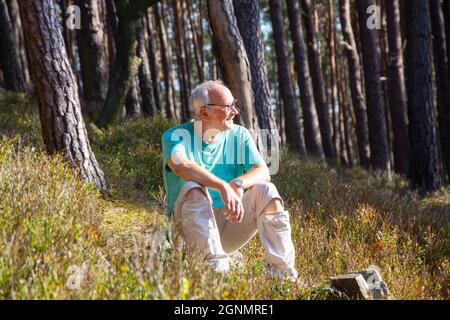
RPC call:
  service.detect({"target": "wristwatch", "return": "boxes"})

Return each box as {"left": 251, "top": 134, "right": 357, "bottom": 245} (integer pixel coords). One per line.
{"left": 231, "top": 178, "right": 245, "bottom": 189}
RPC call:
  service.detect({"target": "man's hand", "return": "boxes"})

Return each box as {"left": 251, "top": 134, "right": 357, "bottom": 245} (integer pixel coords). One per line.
{"left": 229, "top": 181, "right": 244, "bottom": 200}
{"left": 219, "top": 182, "right": 244, "bottom": 223}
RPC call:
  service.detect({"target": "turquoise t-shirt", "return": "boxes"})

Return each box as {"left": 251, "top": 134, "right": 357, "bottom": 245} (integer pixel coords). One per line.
{"left": 161, "top": 120, "right": 264, "bottom": 217}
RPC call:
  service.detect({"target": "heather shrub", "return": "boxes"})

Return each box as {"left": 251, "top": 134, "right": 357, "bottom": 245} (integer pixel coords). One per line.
{"left": 0, "top": 93, "right": 448, "bottom": 299}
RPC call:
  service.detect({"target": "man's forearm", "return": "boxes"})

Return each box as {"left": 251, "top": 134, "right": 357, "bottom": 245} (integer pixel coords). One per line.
{"left": 169, "top": 157, "right": 226, "bottom": 191}
{"left": 238, "top": 164, "right": 271, "bottom": 189}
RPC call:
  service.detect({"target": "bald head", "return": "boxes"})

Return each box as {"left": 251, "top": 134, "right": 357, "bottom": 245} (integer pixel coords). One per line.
{"left": 189, "top": 80, "right": 233, "bottom": 118}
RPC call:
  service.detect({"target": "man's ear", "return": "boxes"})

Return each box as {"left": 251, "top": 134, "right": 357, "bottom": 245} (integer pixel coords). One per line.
{"left": 198, "top": 106, "right": 209, "bottom": 120}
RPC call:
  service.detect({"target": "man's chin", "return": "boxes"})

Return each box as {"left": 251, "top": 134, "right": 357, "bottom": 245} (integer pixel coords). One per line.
{"left": 224, "top": 120, "right": 234, "bottom": 130}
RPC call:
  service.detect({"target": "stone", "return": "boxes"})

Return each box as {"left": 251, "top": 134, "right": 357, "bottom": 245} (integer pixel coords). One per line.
{"left": 330, "top": 274, "right": 373, "bottom": 300}
{"left": 348, "top": 266, "right": 392, "bottom": 300}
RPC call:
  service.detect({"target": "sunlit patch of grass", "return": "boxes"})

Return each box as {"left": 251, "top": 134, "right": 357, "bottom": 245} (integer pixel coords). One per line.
{"left": 88, "top": 115, "right": 176, "bottom": 204}
{"left": 99, "top": 198, "right": 167, "bottom": 257}
{"left": 0, "top": 136, "right": 103, "bottom": 299}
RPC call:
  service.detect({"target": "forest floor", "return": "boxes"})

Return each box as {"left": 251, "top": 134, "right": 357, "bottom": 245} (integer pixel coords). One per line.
{"left": 0, "top": 92, "right": 448, "bottom": 299}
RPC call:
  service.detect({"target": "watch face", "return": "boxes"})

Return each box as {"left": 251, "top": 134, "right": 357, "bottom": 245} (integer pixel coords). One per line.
{"left": 234, "top": 179, "right": 243, "bottom": 187}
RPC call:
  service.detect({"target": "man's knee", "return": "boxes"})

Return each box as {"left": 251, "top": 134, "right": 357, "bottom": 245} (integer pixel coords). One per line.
{"left": 250, "top": 182, "right": 284, "bottom": 213}
{"left": 185, "top": 187, "right": 208, "bottom": 201}
{"left": 252, "top": 182, "right": 283, "bottom": 200}
{"left": 262, "top": 198, "right": 284, "bottom": 214}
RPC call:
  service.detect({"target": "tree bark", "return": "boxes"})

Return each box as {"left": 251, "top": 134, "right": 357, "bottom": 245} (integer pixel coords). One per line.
{"left": 356, "top": 0, "right": 390, "bottom": 172}
{"left": 187, "top": 0, "right": 205, "bottom": 83}
{"left": 173, "top": 0, "right": 190, "bottom": 121}
{"left": 336, "top": 30, "right": 354, "bottom": 167}
{"left": 340, "top": 57, "right": 355, "bottom": 167}
{"left": 125, "top": 74, "right": 142, "bottom": 116}
{"left": 137, "top": 16, "right": 156, "bottom": 116}
{"left": 444, "top": 0, "right": 450, "bottom": 80}
{"left": 155, "top": 0, "right": 176, "bottom": 119}
{"left": 338, "top": 100, "right": 349, "bottom": 166}
{"left": 208, "top": 0, "right": 263, "bottom": 151}
{"left": 338, "top": 0, "right": 371, "bottom": 168}
{"left": 327, "top": 0, "right": 340, "bottom": 158}
{"left": 146, "top": 8, "right": 162, "bottom": 113}
{"left": 105, "top": 0, "right": 118, "bottom": 71}
{"left": 6, "top": 0, "right": 30, "bottom": 84}
{"left": 0, "top": 0, "right": 25, "bottom": 92}
{"left": 182, "top": 0, "right": 193, "bottom": 95}
{"left": 405, "top": 0, "right": 442, "bottom": 191}
{"left": 97, "top": 0, "right": 157, "bottom": 128}
{"left": 268, "top": 0, "right": 306, "bottom": 156}
{"left": 385, "top": 0, "right": 410, "bottom": 175}
{"left": 18, "top": 0, "right": 106, "bottom": 190}
{"left": 59, "top": 0, "right": 82, "bottom": 97}
{"left": 233, "top": 0, "right": 280, "bottom": 150}
{"left": 75, "top": 0, "right": 108, "bottom": 119}
{"left": 379, "top": 1, "right": 393, "bottom": 169}
{"left": 430, "top": 0, "right": 450, "bottom": 182}
{"left": 301, "top": 0, "right": 336, "bottom": 160}
{"left": 286, "top": 0, "right": 324, "bottom": 159}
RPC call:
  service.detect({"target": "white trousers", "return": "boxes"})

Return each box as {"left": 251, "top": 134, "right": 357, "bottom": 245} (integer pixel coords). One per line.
{"left": 171, "top": 181, "right": 298, "bottom": 280}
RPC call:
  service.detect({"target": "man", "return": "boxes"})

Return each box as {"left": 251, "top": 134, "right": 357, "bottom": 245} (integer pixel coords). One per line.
{"left": 162, "top": 80, "right": 298, "bottom": 281}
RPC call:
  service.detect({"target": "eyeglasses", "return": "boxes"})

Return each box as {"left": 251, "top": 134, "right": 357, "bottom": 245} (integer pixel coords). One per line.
{"left": 205, "top": 99, "right": 239, "bottom": 110}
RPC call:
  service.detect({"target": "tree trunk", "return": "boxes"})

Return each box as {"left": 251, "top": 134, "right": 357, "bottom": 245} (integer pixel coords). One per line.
{"left": 430, "top": 0, "right": 450, "bottom": 182}
{"left": 187, "top": 0, "right": 205, "bottom": 83}
{"left": 405, "top": 0, "right": 442, "bottom": 191}
{"left": 18, "top": 0, "right": 106, "bottom": 190}
{"left": 162, "top": 2, "right": 181, "bottom": 119}
{"left": 286, "top": 0, "right": 324, "bottom": 159}
{"left": 336, "top": 31, "right": 354, "bottom": 167}
{"left": 379, "top": 1, "right": 393, "bottom": 169}
{"left": 268, "top": 0, "right": 306, "bottom": 156}
{"left": 0, "top": 0, "right": 25, "bottom": 92}
{"left": 207, "top": 0, "right": 263, "bottom": 151}
{"left": 340, "top": 58, "right": 355, "bottom": 167}
{"left": 338, "top": 100, "right": 349, "bottom": 166}
{"left": 385, "top": 0, "right": 410, "bottom": 175}
{"left": 173, "top": 0, "right": 189, "bottom": 121}
{"left": 146, "top": 8, "right": 162, "bottom": 113}
{"left": 342, "top": 103, "right": 354, "bottom": 167}
{"left": 327, "top": 0, "right": 340, "bottom": 158}
{"left": 135, "top": 16, "right": 155, "bottom": 116}
{"left": 301, "top": 0, "right": 336, "bottom": 160}
{"left": 105, "top": 0, "right": 118, "bottom": 71}
{"left": 75, "top": 0, "right": 108, "bottom": 119}
{"left": 6, "top": 0, "right": 30, "bottom": 84}
{"left": 155, "top": 0, "right": 176, "bottom": 119}
{"left": 182, "top": 0, "right": 193, "bottom": 94}
{"left": 60, "top": 0, "right": 74, "bottom": 63}
{"left": 338, "top": 0, "right": 371, "bottom": 168}
{"left": 233, "top": 0, "right": 280, "bottom": 150}
{"left": 97, "top": 0, "right": 157, "bottom": 128}
{"left": 125, "top": 74, "right": 142, "bottom": 117}
{"left": 356, "top": 0, "right": 390, "bottom": 172}
{"left": 59, "top": 0, "right": 82, "bottom": 96}
{"left": 444, "top": 0, "right": 450, "bottom": 80}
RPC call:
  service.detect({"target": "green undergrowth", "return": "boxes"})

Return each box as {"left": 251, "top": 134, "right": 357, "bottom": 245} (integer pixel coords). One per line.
{"left": 0, "top": 93, "right": 448, "bottom": 299}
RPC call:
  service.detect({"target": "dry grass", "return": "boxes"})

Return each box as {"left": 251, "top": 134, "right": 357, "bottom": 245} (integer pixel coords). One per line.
{"left": 0, "top": 93, "right": 448, "bottom": 299}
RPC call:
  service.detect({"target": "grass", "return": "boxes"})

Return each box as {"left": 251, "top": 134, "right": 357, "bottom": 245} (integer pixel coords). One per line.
{"left": 0, "top": 92, "right": 448, "bottom": 299}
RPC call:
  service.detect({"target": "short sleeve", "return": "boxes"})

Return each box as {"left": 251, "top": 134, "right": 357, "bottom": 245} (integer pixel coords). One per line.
{"left": 162, "top": 128, "right": 191, "bottom": 172}
{"left": 242, "top": 128, "right": 264, "bottom": 172}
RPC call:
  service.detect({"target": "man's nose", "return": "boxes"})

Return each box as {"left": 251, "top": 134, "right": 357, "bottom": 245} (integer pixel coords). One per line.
{"left": 230, "top": 105, "right": 239, "bottom": 115}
